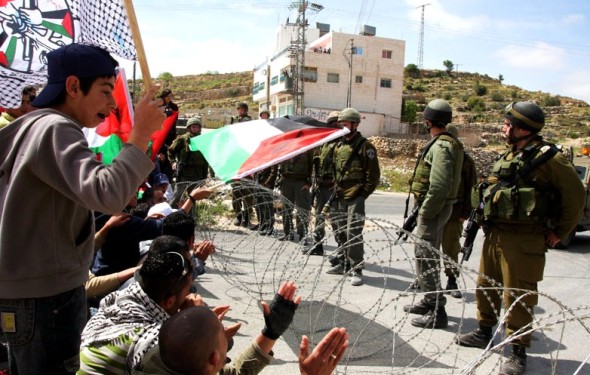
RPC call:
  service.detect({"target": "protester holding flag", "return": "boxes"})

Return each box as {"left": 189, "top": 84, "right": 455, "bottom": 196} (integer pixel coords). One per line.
{"left": 0, "top": 44, "right": 165, "bottom": 374}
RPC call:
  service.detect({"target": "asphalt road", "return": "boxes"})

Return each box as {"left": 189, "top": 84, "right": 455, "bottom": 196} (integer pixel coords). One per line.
{"left": 197, "top": 190, "right": 590, "bottom": 375}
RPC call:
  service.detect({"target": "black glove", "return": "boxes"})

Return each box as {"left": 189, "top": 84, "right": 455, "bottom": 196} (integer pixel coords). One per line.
{"left": 261, "top": 293, "right": 298, "bottom": 340}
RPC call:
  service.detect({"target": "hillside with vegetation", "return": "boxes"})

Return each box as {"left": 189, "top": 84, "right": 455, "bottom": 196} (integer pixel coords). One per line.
{"left": 144, "top": 67, "right": 589, "bottom": 147}
{"left": 139, "top": 67, "right": 589, "bottom": 191}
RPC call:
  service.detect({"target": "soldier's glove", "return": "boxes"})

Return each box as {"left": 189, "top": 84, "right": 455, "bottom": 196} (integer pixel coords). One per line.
{"left": 261, "top": 294, "right": 298, "bottom": 340}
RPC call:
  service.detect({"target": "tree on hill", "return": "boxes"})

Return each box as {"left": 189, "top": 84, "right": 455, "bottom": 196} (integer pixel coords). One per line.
{"left": 443, "top": 60, "right": 454, "bottom": 74}
{"left": 404, "top": 64, "right": 420, "bottom": 78}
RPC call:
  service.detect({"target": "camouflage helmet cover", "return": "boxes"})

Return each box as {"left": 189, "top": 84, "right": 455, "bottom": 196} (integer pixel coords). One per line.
{"left": 338, "top": 108, "right": 361, "bottom": 123}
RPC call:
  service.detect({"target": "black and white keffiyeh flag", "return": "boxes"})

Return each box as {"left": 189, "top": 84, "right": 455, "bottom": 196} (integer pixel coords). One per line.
{"left": 0, "top": 0, "right": 137, "bottom": 108}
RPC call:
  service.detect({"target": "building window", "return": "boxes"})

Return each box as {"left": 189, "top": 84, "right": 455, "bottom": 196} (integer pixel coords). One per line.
{"left": 380, "top": 78, "right": 392, "bottom": 88}
{"left": 382, "top": 49, "right": 392, "bottom": 59}
{"left": 327, "top": 73, "right": 339, "bottom": 83}
{"left": 270, "top": 76, "right": 278, "bottom": 85}
{"left": 355, "top": 75, "right": 363, "bottom": 83}
{"left": 303, "top": 67, "right": 317, "bottom": 82}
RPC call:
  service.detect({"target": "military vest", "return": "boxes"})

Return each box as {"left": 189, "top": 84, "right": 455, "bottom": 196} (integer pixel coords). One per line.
{"left": 281, "top": 151, "right": 312, "bottom": 180}
{"left": 411, "top": 134, "right": 463, "bottom": 203}
{"left": 334, "top": 135, "right": 366, "bottom": 182}
{"left": 318, "top": 142, "right": 337, "bottom": 180}
{"left": 478, "top": 141, "right": 559, "bottom": 224}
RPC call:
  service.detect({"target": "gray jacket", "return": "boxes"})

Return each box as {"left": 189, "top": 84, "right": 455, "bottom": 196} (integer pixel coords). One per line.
{"left": 0, "top": 109, "right": 153, "bottom": 298}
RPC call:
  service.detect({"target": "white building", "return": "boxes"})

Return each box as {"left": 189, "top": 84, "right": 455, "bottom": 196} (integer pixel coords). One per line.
{"left": 253, "top": 24, "right": 406, "bottom": 136}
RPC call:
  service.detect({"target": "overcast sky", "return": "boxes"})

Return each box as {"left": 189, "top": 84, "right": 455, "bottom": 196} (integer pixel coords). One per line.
{"left": 119, "top": 0, "right": 590, "bottom": 103}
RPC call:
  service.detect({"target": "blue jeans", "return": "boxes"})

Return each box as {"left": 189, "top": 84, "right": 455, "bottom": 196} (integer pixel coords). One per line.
{"left": 0, "top": 286, "right": 87, "bottom": 375}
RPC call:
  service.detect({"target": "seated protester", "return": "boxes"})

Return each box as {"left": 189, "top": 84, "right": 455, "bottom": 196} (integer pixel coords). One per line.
{"left": 162, "top": 211, "right": 215, "bottom": 278}
{"left": 154, "top": 173, "right": 174, "bottom": 202}
{"left": 134, "top": 283, "right": 348, "bottom": 375}
{"left": 91, "top": 211, "right": 163, "bottom": 276}
{"left": 87, "top": 213, "right": 139, "bottom": 307}
{"left": 133, "top": 281, "right": 303, "bottom": 375}
{"left": 79, "top": 236, "right": 205, "bottom": 374}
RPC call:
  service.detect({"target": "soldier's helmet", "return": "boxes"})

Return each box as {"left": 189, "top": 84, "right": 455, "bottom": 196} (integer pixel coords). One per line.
{"left": 187, "top": 117, "right": 202, "bottom": 127}
{"left": 326, "top": 111, "right": 340, "bottom": 124}
{"left": 505, "top": 101, "right": 545, "bottom": 131}
{"left": 338, "top": 108, "right": 361, "bottom": 123}
{"left": 259, "top": 109, "right": 270, "bottom": 116}
{"left": 237, "top": 102, "right": 249, "bottom": 111}
{"left": 423, "top": 99, "right": 452, "bottom": 125}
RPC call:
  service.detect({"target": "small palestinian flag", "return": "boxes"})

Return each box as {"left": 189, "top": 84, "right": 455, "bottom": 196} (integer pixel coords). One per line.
{"left": 83, "top": 69, "right": 133, "bottom": 164}
{"left": 190, "top": 116, "right": 349, "bottom": 182}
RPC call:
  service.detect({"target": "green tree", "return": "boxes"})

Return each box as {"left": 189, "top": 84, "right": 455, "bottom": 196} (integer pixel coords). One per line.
{"left": 498, "top": 74, "right": 504, "bottom": 84}
{"left": 158, "top": 72, "right": 174, "bottom": 81}
{"left": 404, "top": 64, "right": 420, "bottom": 78}
{"left": 443, "top": 60, "right": 454, "bottom": 74}
{"left": 402, "top": 99, "right": 418, "bottom": 123}
{"left": 466, "top": 96, "right": 486, "bottom": 112}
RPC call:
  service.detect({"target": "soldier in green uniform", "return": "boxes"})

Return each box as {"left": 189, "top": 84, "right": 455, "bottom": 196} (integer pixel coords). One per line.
{"left": 304, "top": 111, "right": 341, "bottom": 256}
{"left": 278, "top": 150, "right": 314, "bottom": 243}
{"left": 456, "top": 102, "right": 585, "bottom": 375}
{"left": 403, "top": 99, "right": 464, "bottom": 328}
{"left": 168, "top": 117, "right": 210, "bottom": 206}
{"left": 441, "top": 125, "right": 477, "bottom": 299}
{"left": 325, "top": 108, "right": 380, "bottom": 286}
{"left": 231, "top": 102, "right": 255, "bottom": 228}
{"left": 255, "top": 165, "right": 278, "bottom": 236}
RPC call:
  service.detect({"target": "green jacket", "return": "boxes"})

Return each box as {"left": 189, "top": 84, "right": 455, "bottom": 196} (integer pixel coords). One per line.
{"left": 133, "top": 342, "right": 272, "bottom": 375}
{"left": 483, "top": 138, "right": 585, "bottom": 239}
{"left": 280, "top": 150, "right": 313, "bottom": 183}
{"left": 168, "top": 133, "right": 209, "bottom": 180}
{"left": 411, "top": 133, "right": 464, "bottom": 220}
{"left": 450, "top": 151, "right": 477, "bottom": 220}
{"left": 333, "top": 132, "right": 381, "bottom": 200}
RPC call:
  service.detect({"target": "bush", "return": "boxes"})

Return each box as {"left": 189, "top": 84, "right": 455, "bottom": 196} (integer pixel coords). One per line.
{"left": 543, "top": 95, "right": 561, "bottom": 107}
{"left": 490, "top": 91, "right": 503, "bottom": 102}
{"left": 467, "top": 96, "right": 486, "bottom": 111}
{"left": 474, "top": 81, "right": 488, "bottom": 96}
{"left": 511, "top": 90, "right": 518, "bottom": 99}
{"left": 443, "top": 92, "right": 452, "bottom": 100}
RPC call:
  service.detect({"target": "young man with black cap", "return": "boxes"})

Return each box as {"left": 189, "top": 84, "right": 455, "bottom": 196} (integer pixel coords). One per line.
{"left": 456, "top": 101, "right": 584, "bottom": 375}
{"left": 403, "top": 99, "right": 464, "bottom": 329}
{"left": 0, "top": 43, "right": 165, "bottom": 374}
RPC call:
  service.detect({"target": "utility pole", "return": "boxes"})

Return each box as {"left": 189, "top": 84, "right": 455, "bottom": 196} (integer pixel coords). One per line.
{"left": 289, "top": 1, "right": 323, "bottom": 115}
{"left": 416, "top": 3, "right": 430, "bottom": 70}
{"left": 346, "top": 39, "right": 354, "bottom": 108}
{"left": 454, "top": 63, "right": 461, "bottom": 73}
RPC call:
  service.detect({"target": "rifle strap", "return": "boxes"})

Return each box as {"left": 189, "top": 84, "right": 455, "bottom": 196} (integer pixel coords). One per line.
{"left": 334, "top": 137, "right": 367, "bottom": 188}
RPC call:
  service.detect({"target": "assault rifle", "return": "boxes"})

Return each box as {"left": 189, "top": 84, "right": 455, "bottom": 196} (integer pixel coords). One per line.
{"left": 459, "top": 202, "right": 483, "bottom": 263}
{"left": 460, "top": 182, "right": 489, "bottom": 263}
{"left": 395, "top": 205, "right": 420, "bottom": 244}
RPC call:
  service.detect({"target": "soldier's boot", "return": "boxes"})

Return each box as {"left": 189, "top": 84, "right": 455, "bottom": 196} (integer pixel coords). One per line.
{"left": 302, "top": 243, "right": 323, "bottom": 256}
{"left": 499, "top": 345, "right": 527, "bottom": 375}
{"left": 326, "top": 261, "right": 350, "bottom": 275}
{"left": 445, "top": 276, "right": 462, "bottom": 298}
{"left": 411, "top": 307, "right": 448, "bottom": 329}
{"left": 403, "top": 299, "right": 432, "bottom": 315}
{"left": 350, "top": 270, "right": 363, "bottom": 286}
{"left": 241, "top": 212, "right": 250, "bottom": 228}
{"left": 233, "top": 213, "right": 242, "bottom": 226}
{"left": 278, "top": 232, "right": 294, "bottom": 241}
{"left": 456, "top": 327, "right": 494, "bottom": 349}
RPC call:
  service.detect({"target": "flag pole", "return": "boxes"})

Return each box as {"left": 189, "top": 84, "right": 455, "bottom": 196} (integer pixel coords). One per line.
{"left": 122, "top": 0, "right": 153, "bottom": 89}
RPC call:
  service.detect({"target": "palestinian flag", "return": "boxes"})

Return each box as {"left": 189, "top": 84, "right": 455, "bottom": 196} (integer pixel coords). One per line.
{"left": 190, "top": 116, "right": 349, "bottom": 181}
{"left": 83, "top": 69, "right": 133, "bottom": 164}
